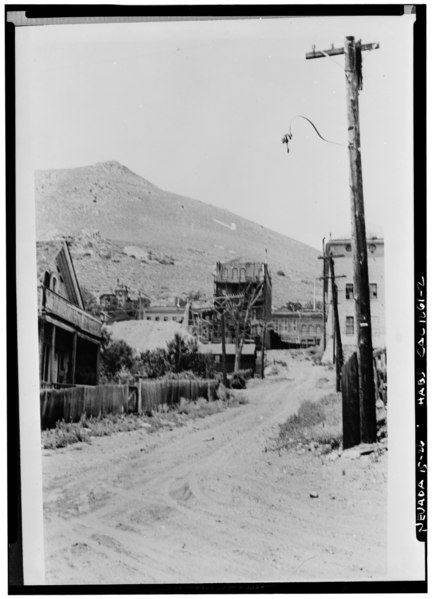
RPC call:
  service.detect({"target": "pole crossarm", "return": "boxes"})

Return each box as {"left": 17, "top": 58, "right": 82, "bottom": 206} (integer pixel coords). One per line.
{"left": 318, "top": 254, "right": 345, "bottom": 260}
{"left": 305, "top": 42, "right": 379, "bottom": 60}
{"left": 319, "top": 275, "right": 346, "bottom": 280}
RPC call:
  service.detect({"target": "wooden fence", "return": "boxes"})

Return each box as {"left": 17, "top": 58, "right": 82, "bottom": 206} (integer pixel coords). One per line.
{"left": 40, "top": 378, "right": 219, "bottom": 430}
{"left": 138, "top": 378, "right": 218, "bottom": 414}
{"left": 341, "top": 348, "right": 387, "bottom": 449}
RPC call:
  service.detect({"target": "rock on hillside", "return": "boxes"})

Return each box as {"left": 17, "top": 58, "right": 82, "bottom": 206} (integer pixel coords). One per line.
{"left": 35, "top": 161, "right": 322, "bottom": 306}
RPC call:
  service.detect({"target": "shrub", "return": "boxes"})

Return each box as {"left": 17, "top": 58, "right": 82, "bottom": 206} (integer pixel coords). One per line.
{"left": 100, "top": 337, "right": 135, "bottom": 381}
{"left": 140, "top": 334, "right": 216, "bottom": 379}
{"left": 140, "top": 348, "right": 169, "bottom": 378}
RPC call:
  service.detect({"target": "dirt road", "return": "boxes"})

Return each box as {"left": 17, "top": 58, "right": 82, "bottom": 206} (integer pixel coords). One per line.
{"left": 42, "top": 353, "right": 387, "bottom": 584}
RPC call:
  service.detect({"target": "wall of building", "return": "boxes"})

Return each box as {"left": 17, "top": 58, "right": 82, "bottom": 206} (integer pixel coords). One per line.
{"left": 325, "top": 239, "right": 385, "bottom": 358}
{"left": 270, "top": 311, "right": 323, "bottom": 348}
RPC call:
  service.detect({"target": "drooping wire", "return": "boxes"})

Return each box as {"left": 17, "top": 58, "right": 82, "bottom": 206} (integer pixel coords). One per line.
{"left": 281, "top": 115, "right": 346, "bottom": 153}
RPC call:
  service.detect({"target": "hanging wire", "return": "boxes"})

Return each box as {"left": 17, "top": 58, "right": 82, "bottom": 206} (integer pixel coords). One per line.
{"left": 281, "top": 115, "right": 346, "bottom": 153}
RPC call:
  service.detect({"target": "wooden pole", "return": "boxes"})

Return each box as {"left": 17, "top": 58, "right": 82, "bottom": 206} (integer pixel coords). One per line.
{"left": 321, "top": 237, "right": 326, "bottom": 351}
{"left": 344, "top": 36, "right": 376, "bottom": 443}
{"left": 329, "top": 256, "right": 344, "bottom": 391}
{"left": 70, "top": 332, "right": 77, "bottom": 385}
{"left": 49, "top": 324, "right": 56, "bottom": 384}
{"left": 220, "top": 311, "right": 228, "bottom": 387}
{"left": 306, "top": 37, "right": 379, "bottom": 444}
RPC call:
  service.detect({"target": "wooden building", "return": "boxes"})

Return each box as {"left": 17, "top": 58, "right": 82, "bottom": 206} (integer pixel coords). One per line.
{"left": 212, "top": 259, "right": 272, "bottom": 346}
{"left": 198, "top": 343, "right": 257, "bottom": 374}
{"left": 37, "top": 241, "right": 102, "bottom": 387}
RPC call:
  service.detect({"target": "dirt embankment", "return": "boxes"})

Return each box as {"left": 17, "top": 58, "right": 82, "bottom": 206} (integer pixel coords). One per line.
{"left": 42, "top": 352, "right": 387, "bottom": 584}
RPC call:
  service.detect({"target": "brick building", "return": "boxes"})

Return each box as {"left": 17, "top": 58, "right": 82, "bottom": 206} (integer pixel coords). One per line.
{"left": 269, "top": 309, "right": 323, "bottom": 348}
{"left": 324, "top": 237, "right": 385, "bottom": 359}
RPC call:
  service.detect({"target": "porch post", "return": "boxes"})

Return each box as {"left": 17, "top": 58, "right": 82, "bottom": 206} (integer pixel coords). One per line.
{"left": 39, "top": 320, "right": 45, "bottom": 382}
{"left": 49, "top": 324, "right": 56, "bottom": 384}
{"left": 70, "top": 332, "right": 77, "bottom": 384}
{"left": 95, "top": 343, "right": 100, "bottom": 385}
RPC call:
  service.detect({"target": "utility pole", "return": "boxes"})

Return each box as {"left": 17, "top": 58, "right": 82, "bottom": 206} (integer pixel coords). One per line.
{"left": 329, "top": 256, "right": 344, "bottom": 392}
{"left": 319, "top": 253, "right": 345, "bottom": 392}
{"left": 306, "top": 36, "right": 379, "bottom": 444}
{"left": 321, "top": 237, "right": 326, "bottom": 351}
{"left": 220, "top": 311, "right": 228, "bottom": 387}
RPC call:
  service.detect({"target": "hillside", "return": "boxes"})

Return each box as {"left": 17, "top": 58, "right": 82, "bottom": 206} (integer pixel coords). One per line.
{"left": 35, "top": 161, "right": 322, "bottom": 308}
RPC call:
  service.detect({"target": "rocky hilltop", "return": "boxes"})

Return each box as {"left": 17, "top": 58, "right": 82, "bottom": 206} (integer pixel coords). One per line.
{"left": 35, "top": 161, "right": 322, "bottom": 307}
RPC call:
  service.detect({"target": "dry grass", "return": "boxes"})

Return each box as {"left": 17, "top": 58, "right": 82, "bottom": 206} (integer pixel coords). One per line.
{"left": 275, "top": 393, "right": 342, "bottom": 453}
{"left": 41, "top": 394, "right": 247, "bottom": 450}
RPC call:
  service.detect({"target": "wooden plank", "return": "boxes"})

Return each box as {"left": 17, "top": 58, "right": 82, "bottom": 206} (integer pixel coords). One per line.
{"left": 341, "top": 352, "right": 361, "bottom": 449}
{"left": 306, "top": 42, "right": 379, "bottom": 60}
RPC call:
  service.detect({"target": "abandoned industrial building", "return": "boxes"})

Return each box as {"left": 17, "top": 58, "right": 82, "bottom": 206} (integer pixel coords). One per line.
{"left": 37, "top": 241, "right": 103, "bottom": 387}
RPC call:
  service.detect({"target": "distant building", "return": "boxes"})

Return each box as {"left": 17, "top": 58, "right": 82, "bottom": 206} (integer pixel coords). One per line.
{"left": 324, "top": 237, "right": 385, "bottom": 359}
{"left": 212, "top": 259, "right": 272, "bottom": 346}
{"left": 269, "top": 309, "right": 323, "bottom": 348}
{"left": 141, "top": 305, "right": 188, "bottom": 324}
{"left": 188, "top": 302, "right": 214, "bottom": 344}
{"left": 37, "top": 241, "right": 102, "bottom": 387}
{"left": 198, "top": 343, "right": 257, "bottom": 374}
{"left": 99, "top": 280, "right": 144, "bottom": 323}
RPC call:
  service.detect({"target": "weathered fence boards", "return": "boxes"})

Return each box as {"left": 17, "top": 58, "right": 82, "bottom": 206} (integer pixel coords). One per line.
{"left": 341, "top": 352, "right": 360, "bottom": 449}
{"left": 40, "top": 385, "right": 129, "bottom": 430}
{"left": 40, "top": 379, "right": 219, "bottom": 429}
{"left": 139, "top": 379, "right": 218, "bottom": 414}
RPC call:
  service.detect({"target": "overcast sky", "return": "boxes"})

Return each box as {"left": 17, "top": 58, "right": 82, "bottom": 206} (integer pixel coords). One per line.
{"left": 17, "top": 13, "right": 414, "bottom": 249}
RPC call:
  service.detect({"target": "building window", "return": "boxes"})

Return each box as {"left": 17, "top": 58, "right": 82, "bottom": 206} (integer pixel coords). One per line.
{"left": 308, "top": 325, "right": 314, "bottom": 334}
{"left": 346, "top": 283, "right": 354, "bottom": 299}
{"left": 155, "top": 316, "right": 160, "bottom": 322}
{"left": 223, "top": 268, "right": 228, "bottom": 280}
{"left": 370, "top": 283, "right": 378, "bottom": 299}
{"left": 240, "top": 268, "right": 246, "bottom": 282}
{"left": 301, "top": 324, "right": 307, "bottom": 333}
{"left": 232, "top": 268, "right": 238, "bottom": 280}
{"left": 146, "top": 317, "right": 151, "bottom": 321}
{"left": 316, "top": 325, "right": 321, "bottom": 335}
{"left": 163, "top": 316, "right": 168, "bottom": 321}
{"left": 368, "top": 243, "right": 377, "bottom": 254}
{"left": 346, "top": 316, "right": 355, "bottom": 335}
{"left": 345, "top": 243, "right": 352, "bottom": 252}
{"left": 50, "top": 274, "right": 58, "bottom": 293}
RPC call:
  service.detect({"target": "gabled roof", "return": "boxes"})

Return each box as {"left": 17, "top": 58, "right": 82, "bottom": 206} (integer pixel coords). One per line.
{"left": 36, "top": 241, "right": 64, "bottom": 283}
{"left": 36, "top": 240, "right": 84, "bottom": 309}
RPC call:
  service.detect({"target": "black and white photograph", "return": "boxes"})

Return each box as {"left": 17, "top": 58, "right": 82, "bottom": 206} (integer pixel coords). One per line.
{"left": 9, "top": 4, "right": 426, "bottom": 590}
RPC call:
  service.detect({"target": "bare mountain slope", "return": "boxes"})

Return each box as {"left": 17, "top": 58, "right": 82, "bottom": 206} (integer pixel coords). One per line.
{"left": 35, "top": 161, "right": 321, "bottom": 306}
